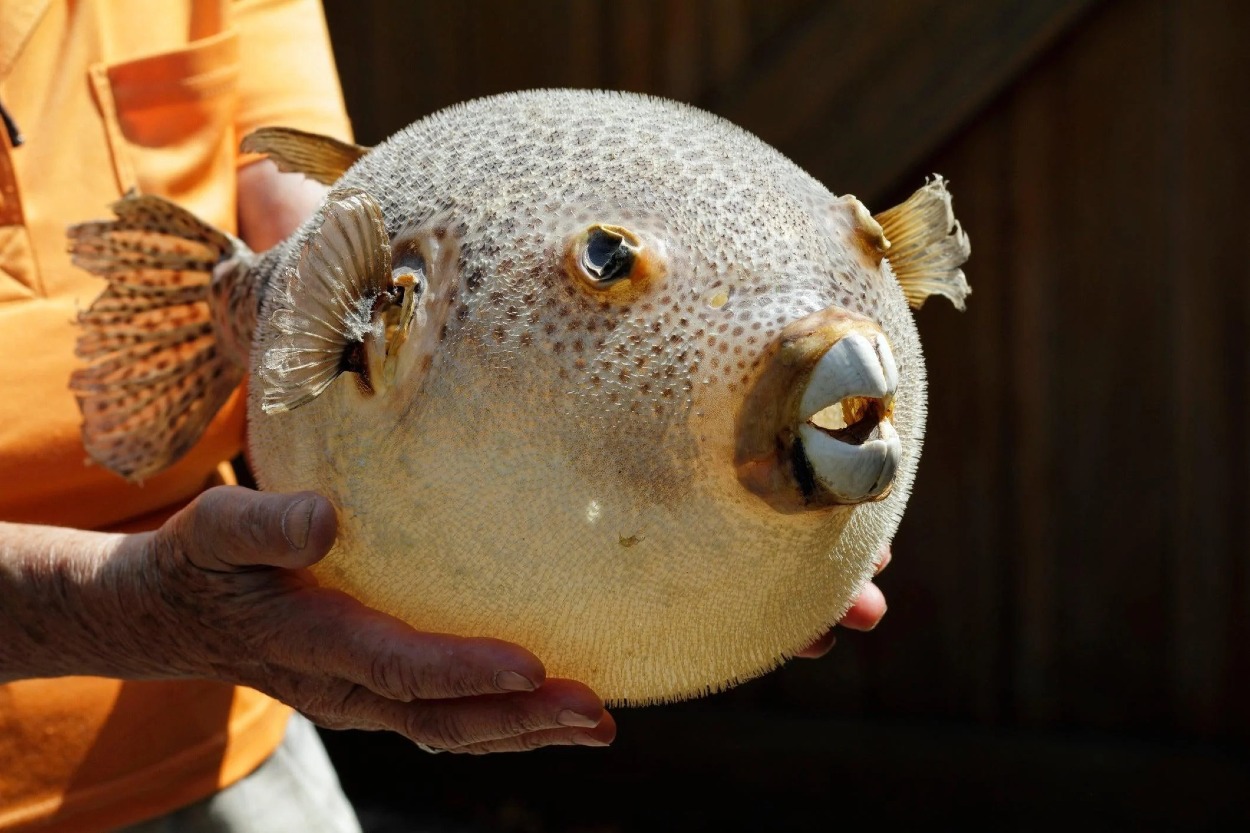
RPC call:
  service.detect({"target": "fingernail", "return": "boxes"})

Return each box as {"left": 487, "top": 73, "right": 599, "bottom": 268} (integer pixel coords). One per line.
{"left": 573, "top": 734, "right": 610, "bottom": 747}
{"left": 557, "top": 709, "right": 601, "bottom": 729}
{"left": 281, "top": 497, "right": 315, "bottom": 550}
{"left": 494, "top": 670, "right": 536, "bottom": 692}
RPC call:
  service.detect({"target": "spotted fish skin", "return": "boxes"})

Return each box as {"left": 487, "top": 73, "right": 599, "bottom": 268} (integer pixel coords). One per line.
{"left": 68, "top": 198, "right": 249, "bottom": 480}
{"left": 258, "top": 91, "right": 919, "bottom": 490}
{"left": 72, "top": 90, "right": 969, "bottom": 705}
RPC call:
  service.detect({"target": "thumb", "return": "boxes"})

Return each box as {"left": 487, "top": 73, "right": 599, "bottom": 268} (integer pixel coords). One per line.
{"left": 171, "top": 486, "right": 338, "bottom": 572}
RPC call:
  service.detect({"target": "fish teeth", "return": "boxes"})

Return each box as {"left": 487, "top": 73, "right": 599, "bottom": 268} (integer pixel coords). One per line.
{"left": 798, "top": 333, "right": 894, "bottom": 421}
{"left": 874, "top": 333, "right": 899, "bottom": 393}
{"left": 798, "top": 420, "right": 901, "bottom": 503}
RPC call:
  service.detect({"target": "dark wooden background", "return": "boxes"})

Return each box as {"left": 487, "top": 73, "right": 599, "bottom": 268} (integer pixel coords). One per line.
{"left": 316, "top": 0, "right": 1250, "bottom": 829}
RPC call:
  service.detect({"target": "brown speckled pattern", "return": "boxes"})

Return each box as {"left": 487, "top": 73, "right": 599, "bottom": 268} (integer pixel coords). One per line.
{"left": 69, "top": 195, "right": 252, "bottom": 481}
{"left": 246, "top": 91, "right": 931, "bottom": 704}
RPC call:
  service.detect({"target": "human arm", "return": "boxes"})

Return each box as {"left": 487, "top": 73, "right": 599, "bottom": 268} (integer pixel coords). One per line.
{"left": 231, "top": 0, "right": 351, "bottom": 253}
{"left": 237, "top": 158, "right": 326, "bottom": 251}
{"left": 0, "top": 165, "right": 621, "bottom": 754}
{"left": 0, "top": 486, "right": 614, "bottom": 753}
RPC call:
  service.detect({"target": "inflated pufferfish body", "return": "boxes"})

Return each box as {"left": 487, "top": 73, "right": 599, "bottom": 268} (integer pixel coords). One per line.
{"left": 68, "top": 90, "right": 970, "bottom": 705}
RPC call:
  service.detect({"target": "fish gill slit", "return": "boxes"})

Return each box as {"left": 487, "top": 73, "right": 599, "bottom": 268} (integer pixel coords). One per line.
{"left": 338, "top": 340, "right": 372, "bottom": 395}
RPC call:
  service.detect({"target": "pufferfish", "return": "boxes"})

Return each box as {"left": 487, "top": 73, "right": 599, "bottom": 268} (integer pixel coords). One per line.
{"left": 68, "top": 89, "right": 969, "bottom": 706}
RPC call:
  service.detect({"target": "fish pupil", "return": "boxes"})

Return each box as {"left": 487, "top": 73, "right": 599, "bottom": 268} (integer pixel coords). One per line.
{"left": 584, "top": 228, "right": 635, "bottom": 283}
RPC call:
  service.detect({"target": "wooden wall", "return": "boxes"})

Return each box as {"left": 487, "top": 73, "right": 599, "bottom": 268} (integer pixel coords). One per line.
{"left": 318, "top": 0, "right": 1250, "bottom": 826}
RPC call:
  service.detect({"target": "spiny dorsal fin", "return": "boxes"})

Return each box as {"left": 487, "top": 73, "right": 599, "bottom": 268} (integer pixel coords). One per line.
{"left": 259, "top": 188, "right": 392, "bottom": 413}
{"left": 874, "top": 175, "right": 971, "bottom": 311}
{"left": 240, "top": 127, "right": 369, "bottom": 185}
{"left": 68, "top": 194, "right": 249, "bottom": 482}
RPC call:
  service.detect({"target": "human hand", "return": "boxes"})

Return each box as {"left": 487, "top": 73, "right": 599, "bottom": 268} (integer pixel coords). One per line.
{"left": 109, "top": 486, "right": 616, "bottom": 753}
{"left": 795, "top": 545, "right": 891, "bottom": 659}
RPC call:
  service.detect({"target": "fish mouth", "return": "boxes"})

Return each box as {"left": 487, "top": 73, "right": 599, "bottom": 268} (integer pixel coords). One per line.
{"left": 735, "top": 308, "right": 902, "bottom": 512}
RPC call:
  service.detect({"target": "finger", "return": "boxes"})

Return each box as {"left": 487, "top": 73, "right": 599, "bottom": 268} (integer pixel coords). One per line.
{"left": 272, "top": 587, "right": 548, "bottom": 700}
{"left": 796, "top": 547, "right": 891, "bottom": 660}
{"left": 875, "top": 545, "right": 893, "bottom": 575}
{"left": 373, "top": 678, "right": 607, "bottom": 750}
{"left": 448, "top": 711, "right": 618, "bottom": 754}
{"left": 839, "top": 581, "right": 887, "bottom": 631}
{"left": 794, "top": 630, "right": 836, "bottom": 659}
{"left": 173, "top": 486, "right": 337, "bottom": 572}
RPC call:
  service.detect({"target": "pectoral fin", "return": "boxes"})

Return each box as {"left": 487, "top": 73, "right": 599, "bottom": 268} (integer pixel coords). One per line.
{"left": 874, "top": 175, "right": 971, "bottom": 311}
{"left": 259, "top": 188, "right": 394, "bottom": 413}
{"left": 240, "top": 127, "right": 369, "bottom": 185}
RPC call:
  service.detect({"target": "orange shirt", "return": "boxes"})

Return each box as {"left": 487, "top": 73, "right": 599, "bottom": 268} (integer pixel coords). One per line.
{"left": 0, "top": 1, "right": 352, "bottom": 830}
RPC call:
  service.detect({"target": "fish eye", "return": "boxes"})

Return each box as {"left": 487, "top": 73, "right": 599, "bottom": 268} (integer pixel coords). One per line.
{"left": 574, "top": 224, "right": 642, "bottom": 289}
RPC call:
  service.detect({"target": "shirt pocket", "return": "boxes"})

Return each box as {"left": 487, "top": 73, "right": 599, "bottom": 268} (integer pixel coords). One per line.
{"left": 89, "top": 28, "right": 240, "bottom": 220}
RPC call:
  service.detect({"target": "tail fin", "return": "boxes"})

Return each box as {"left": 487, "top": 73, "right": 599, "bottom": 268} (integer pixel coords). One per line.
{"left": 68, "top": 194, "right": 251, "bottom": 482}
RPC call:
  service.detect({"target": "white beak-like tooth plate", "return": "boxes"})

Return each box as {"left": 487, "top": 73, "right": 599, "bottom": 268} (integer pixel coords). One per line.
{"left": 797, "top": 420, "right": 901, "bottom": 502}
{"left": 874, "top": 333, "right": 899, "bottom": 393}
{"left": 798, "top": 333, "right": 891, "bottom": 422}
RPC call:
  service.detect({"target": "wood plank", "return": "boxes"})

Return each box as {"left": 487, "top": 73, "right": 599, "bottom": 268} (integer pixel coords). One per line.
{"left": 564, "top": 0, "right": 606, "bottom": 90}
{"left": 1169, "top": 0, "right": 1250, "bottom": 739}
{"left": 705, "top": 0, "right": 908, "bottom": 152}
{"left": 466, "top": 1, "right": 566, "bottom": 96}
{"left": 879, "top": 96, "right": 1016, "bottom": 724}
{"left": 1041, "top": 0, "right": 1173, "bottom": 730}
{"left": 710, "top": 0, "right": 1102, "bottom": 206}
{"left": 660, "top": 0, "right": 702, "bottom": 101}
{"left": 608, "top": 0, "right": 655, "bottom": 92}
{"left": 325, "top": 2, "right": 472, "bottom": 143}
{"left": 1003, "top": 33, "right": 1065, "bottom": 727}
{"left": 707, "top": 0, "right": 749, "bottom": 89}
{"left": 323, "top": 714, "right": 1250, "bottom": 829}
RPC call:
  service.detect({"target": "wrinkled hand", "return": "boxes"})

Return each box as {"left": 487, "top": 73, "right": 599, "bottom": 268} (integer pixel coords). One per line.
{"left": 795, "top": 546, "right": 891, "bottom": 659}
{"left": 113, "top": 486, "right": 615, "bottom": 753}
